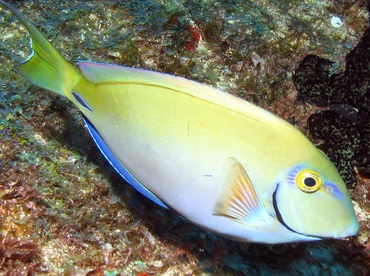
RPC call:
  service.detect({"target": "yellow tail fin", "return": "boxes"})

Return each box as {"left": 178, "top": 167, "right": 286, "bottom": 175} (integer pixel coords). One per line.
{"left": 0, "top": 1, "right": 81, "bottom": 96}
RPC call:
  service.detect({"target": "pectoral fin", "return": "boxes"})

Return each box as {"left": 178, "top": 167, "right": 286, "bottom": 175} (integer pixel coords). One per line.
{"left": 213, "top": 158, "right": 266, "bottom": 222}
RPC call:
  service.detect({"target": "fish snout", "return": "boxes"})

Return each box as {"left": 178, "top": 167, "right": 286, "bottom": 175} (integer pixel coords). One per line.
{"left": 336, "top": 220, "right": 360, "bottom": 239}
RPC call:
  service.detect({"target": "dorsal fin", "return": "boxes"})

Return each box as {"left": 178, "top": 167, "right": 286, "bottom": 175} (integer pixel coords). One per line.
{"left": 213, "top": 158, "right": 267, "bottom": 222}
{"left": 77, "top": 61, "right": 282, "bottom": 129}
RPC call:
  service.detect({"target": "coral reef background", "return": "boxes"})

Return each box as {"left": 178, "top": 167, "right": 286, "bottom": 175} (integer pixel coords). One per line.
{"left": 0, "top": 0, "right": 369, "bottom": 275}
{"left": 293, "top": 26, "right": 370, "bottom": 188}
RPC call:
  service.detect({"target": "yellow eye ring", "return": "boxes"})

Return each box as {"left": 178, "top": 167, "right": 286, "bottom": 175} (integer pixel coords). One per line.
{"left": 295, "top": 170, "right": 322, "bottom": 193}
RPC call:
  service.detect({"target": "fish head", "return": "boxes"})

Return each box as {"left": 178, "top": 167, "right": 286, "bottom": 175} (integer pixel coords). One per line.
{"left": 273, "top": 151, "right": 359, "bottom": 240}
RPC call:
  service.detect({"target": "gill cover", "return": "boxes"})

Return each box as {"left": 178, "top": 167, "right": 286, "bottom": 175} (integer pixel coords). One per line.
{"left": 273, "top": 164, "right": 359, "bottom": 238}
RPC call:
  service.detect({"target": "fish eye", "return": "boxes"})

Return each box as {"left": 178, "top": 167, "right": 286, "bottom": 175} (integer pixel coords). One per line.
{"left": 295, "top": 170, "right": 322, "bottom": 193}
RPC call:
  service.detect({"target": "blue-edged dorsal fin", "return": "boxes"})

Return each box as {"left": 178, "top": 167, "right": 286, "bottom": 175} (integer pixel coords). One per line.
{"left": 83, "top": 117, "right": 168, "bottom": 209}
{"left": 213, "top": 158, "right": 267, "bottom": 222}
{"left": 77, "top": 61, "right": 281, "bottom": 129}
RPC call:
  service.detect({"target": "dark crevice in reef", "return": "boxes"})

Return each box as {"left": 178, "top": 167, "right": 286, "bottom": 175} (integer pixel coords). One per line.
{"left": 293, "top": 4, "right": 370, "bottom": 187}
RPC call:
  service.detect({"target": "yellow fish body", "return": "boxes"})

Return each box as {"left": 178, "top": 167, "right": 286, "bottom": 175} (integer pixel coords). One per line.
{"left": 0, "top": 1, "right": 359, "bottom": 243}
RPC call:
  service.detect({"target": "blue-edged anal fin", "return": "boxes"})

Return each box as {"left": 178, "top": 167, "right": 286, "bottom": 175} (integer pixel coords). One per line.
{"left": 213, "top": 157, "right": 270, "bottom": 224}
{"left": 83, "top": 117, "right": 169, "bottom": 209}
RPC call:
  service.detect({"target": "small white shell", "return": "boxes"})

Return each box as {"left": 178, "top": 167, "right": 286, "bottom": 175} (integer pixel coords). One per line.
{"left": 331, "top": 16, "right": 343, "bottom": 28}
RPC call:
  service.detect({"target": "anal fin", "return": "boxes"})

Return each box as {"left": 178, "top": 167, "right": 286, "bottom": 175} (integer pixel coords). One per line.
{"left": 83, "top": 117, "right": 168, "bottom": 209}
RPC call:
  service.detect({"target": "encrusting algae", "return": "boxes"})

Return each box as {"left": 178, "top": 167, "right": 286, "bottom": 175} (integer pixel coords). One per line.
{"left": 0, "top": 0, "right": 369, "bottom": 275}
{"left": 293, "top": 26, "right": 370, "bottom": 187}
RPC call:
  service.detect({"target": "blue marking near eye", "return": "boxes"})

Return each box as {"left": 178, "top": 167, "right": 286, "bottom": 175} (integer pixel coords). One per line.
{"left": 286, "top": 165, "right": 304, "bottom": 186}
{"left": 72, "top": 91, "right": 93, "bottom": 111}
{"left": 285, "top": 165, "right": 344, "bottom": 200}
{"left": 323, "top": 182, "right": 343, "bottom": 200}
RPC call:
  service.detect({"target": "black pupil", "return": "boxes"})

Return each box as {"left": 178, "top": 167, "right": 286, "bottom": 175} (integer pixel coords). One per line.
{"left": 304, "top": 177, "right": 316, "bottom": 187}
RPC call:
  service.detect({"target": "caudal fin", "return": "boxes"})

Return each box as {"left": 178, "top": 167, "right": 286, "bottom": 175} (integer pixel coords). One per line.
{"left": 0, "top": 1, "right": 81, "bottom": 96}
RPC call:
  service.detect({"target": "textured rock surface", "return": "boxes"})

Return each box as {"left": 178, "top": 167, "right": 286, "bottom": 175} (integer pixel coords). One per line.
{"left": 1, "top": 0, "right": 369, "bottom": 274}
{"left": 293, "top": 25, "right": 370, "bottom": 186}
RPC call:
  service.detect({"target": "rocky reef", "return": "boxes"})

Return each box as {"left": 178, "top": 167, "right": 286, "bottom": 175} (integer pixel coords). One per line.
{"left": 0, "top": 0, "right": 369, "bottom": 275}
{"left": 293, "top": 21, "right": 370, "bottom": 187}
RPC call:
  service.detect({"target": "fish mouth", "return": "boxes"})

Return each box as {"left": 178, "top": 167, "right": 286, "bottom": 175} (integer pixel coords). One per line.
{"left": 336, "top": 221, "right": 360, "bottom": 239}
{"left": 272, "top": 184, "right": 323, "bottom": 240}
